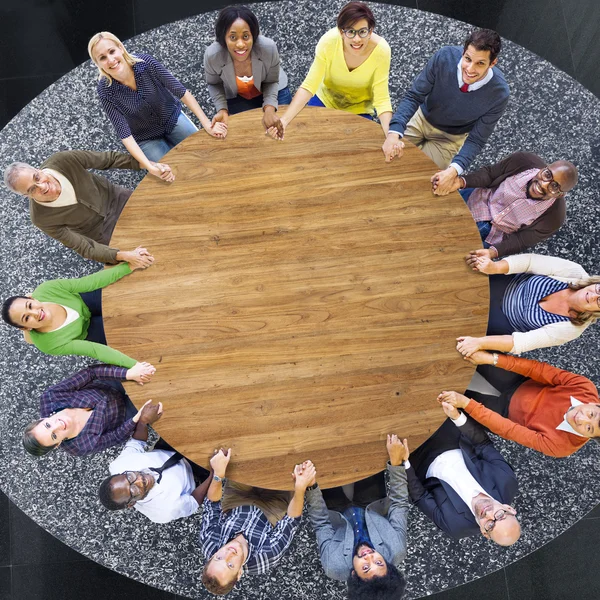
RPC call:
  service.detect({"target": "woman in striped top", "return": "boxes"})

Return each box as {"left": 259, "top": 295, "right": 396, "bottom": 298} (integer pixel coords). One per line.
{"left": 456, "top": 253, "right": 600, "bottom": 357}
{"left": 88, "top": 32, "right": 227, "bottom": 182}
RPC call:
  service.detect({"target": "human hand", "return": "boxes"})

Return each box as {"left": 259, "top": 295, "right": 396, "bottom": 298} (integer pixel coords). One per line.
{"left": 437, "top": 390, "right": 470, "bottom": 409}
{"left": 440, "top": 400, "right": 460, "bottom": 420}
{"left": 464, "top": 350, "right": 496, "bottom": 366}
{"left": 382, "top": 134, "right": 404, "bottom": 162}
{"left": 211, "top": 109, "right": 229, "bottom": 129}
{"left": 126, "top": 361, "right": 156, "bottom": 385}
{"left": 465, "top": 249, "right": 497, "bottom": 274}
{"left": 386, "top": 434, "right": 409, "bottom": 466}
{"left": 267, "top": 116, "right": 287, "bottom": 140}
{"left": 262, "top": 106, "right": 281, "bottom": 132}
{"left": 456, "top": 336, "right": 482, "bottom": 358}
{"left": 121, "top": 246, "right": 154, "bottom": 271}
{"left": 292, "top": 460, "right": 316, "bottom": 491}
{"left": 133, "top": 399, "right": 163, "bottom": 424}
{"left": 210, "top": 448, "right": 231, "bottom": 478}
{"left": 207, "top": 121, "right": 228, "bottom": 139}
{"left": 147, "top": 161, "right": 175, "bottom": 183}
{"left": 431, "top": 167, "right": 460, "bottom": 195}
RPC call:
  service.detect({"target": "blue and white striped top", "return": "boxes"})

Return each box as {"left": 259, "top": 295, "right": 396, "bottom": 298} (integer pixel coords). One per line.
{"left": 97, "top": 53, "right": 187, "bottom": 142}
{"left": 502, "top": 274, "right": 570, "bottom": 332}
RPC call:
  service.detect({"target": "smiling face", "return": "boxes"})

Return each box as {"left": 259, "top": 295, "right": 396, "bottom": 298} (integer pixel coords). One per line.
{"left": 460, "top": 44, "right": 497, "bottom": 85}
{"left": 566, "top": 403, "right": 600, "bottom": 437}
{"left": 225, "top": 18, "right": 253, "bottom": 62}
{"left": 570, "top": 283, "right": 600, "bottom": 314}
{"left": 340, "top": 19, "right": 372, "bottom": 55}
{"left": 91, "top": 38, "right": 129, "bottom": 80}
{"left": 352, "top": 545, "right": 388, "bottom": 580}
{"left": 32, "top": 410, "right": 73, "bottom": 446}
{"left": 109, "top": 471, "right": 156, "bottom": 507}
{"left": 11, "top": 167, "right": 61, "bottom": 202}
{"left": 205, "top": 536, "right": 247, "bottom": 588}
{"left": 472, "top": 495, "right": 520, "bottom": 546}
{"left": 8, "top": 297, "right": 53, "bottom": 330}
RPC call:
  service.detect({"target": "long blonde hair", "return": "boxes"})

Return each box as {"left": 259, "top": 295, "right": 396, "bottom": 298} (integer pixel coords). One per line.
{"left": 88, "top": 31, "right": 142, "bottom": 86}
{"left": 568, "top": 276, "right": 600, "bottom": 326}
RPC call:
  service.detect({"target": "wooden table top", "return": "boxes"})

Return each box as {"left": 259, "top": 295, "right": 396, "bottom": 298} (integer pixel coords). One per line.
{"left": 103, "top": 107, "right": 489, "bottom": 490}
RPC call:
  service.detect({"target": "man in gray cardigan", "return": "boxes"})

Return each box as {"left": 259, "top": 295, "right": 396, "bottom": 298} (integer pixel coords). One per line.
{"left": 4, "top": 150, "right": 153, "bottom": 265}
{"left": 305, "top": 434, "right": 409, "bottom": 599}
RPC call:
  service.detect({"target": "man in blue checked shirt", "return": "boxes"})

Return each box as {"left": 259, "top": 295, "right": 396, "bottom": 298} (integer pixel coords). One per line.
{"left": 199, "top": 449, "right": 316, "bottom": 596}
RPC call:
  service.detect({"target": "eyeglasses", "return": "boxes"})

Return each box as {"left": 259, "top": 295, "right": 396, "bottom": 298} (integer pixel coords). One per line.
{"left": 591, "top": 284, "right": 600, "bottom": 309}
{"left": 342, "top": 27, "right": 372, "bottom": 39}
{"left": 124, "top": 471, "right": 144, "bottom": 504}
{"left": 539, "top": 167, "right": 563, "bottom": 195}
{"left": 483, "top": 509, "right": 512, "bottom": 534}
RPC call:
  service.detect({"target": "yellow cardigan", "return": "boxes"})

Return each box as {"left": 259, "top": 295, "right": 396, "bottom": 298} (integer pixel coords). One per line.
{"left": 300, "top": 28, "right": 392, "bottom": 116}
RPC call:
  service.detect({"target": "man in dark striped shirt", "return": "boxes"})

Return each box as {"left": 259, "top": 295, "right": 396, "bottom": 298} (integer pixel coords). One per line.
{"left": 199, "top": 449, "right": 316, "bottom": 595}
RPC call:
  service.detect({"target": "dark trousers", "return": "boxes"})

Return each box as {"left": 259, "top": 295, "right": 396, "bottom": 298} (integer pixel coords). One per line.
{"left": 226, "top": 86, "right": 293, "bottom": 115}
{"left": 322, "top": 471, "right": 386, "bottom": 512}
{"left": 80, "top": 289, "right": 106, "bottom": 346}
{"left": 101, "top": 184, "right": 133, "bottom": 246}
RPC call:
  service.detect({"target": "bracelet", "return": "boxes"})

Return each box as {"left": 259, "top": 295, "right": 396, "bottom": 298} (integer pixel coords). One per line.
{"left": 492, "top": 352, "right": 499, "bottom": 366}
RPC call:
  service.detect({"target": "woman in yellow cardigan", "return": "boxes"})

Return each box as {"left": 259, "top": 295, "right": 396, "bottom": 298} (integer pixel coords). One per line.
{"left": 267, "top": 2, "right": 393, "bottom": 140}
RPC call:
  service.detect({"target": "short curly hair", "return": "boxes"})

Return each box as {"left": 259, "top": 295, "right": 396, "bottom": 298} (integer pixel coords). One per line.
{"left": 347, "top": 561, "right": 406, "bottom": 600}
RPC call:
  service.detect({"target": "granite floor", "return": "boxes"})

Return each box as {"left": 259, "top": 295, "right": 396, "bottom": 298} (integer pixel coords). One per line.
{"left": 1, "top": 0, "right": 600, "bottom": 599}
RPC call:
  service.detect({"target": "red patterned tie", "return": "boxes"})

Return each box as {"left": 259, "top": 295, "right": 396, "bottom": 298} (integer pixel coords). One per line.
{"left": 460, "top": 83, "right": 469, "bottom": 93}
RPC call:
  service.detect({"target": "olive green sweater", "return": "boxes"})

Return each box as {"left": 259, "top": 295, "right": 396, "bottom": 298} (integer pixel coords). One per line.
{"left": 30, "top": 262, "right": 136, "bottom": 367}
{"left": 31, "top": 150, "right": 140, "bottom": 263}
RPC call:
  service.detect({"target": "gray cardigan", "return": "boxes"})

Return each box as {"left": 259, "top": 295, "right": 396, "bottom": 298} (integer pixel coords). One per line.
{"left": 305, "top": 464, "right": 410, "bottom": 582}
{"left": 203, "top": 35, "right": 288, "bottom": 111}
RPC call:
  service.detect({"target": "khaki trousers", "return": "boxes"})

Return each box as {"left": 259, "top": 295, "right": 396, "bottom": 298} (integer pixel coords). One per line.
{"left": 221, "top": 481, "right": 291, "bottom": 527}
{"left": 404, "top": 108, "right": 469, "bottom": 169}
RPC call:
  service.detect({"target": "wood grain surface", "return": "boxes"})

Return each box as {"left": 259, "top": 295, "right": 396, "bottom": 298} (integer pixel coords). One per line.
{"left": 103, "top": 107, "right": 489, "bottom": 489}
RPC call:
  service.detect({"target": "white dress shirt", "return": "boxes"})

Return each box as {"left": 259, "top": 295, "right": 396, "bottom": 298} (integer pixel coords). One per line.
{"left": 556, "top": 396, "right": 587, "bottom": 437}
{"left": 109, "top": 439, "right": 199, "bottom": 523}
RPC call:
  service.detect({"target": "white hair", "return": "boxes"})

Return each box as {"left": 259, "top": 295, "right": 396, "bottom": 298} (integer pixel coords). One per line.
{"left": 3, "top": 162, "right": 36, "bottom": 194}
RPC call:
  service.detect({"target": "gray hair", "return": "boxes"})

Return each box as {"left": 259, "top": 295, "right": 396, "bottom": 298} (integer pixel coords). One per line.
{"left": 3, "top": 162, "right": 36, "bottom": 194}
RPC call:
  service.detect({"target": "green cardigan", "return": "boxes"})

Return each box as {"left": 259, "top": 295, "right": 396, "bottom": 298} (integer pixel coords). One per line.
{"left": 30, "top": 262, "right": 136, "bottom": 367}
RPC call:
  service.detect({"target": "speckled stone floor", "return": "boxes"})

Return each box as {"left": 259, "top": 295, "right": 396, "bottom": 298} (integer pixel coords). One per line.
{"left": 1, "top": 1, "right": 600, "bottom": 599}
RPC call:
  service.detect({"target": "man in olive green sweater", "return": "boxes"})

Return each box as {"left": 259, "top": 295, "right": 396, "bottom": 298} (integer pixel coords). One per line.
{"left": 4, "top": 150, "right": 153, "bottom": 266}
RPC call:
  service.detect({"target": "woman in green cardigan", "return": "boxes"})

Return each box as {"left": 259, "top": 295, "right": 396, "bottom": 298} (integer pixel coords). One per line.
{"left": 2, "top": 255, "right": 149, "bottom": 367}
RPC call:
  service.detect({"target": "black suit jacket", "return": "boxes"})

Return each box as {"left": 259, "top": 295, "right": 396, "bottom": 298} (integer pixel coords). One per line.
{"left": 407, "top": 417, "right": 518, "bottom": 539}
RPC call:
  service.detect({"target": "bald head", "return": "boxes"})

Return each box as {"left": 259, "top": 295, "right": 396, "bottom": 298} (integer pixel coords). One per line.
{"left": 548, "top": 160, "right": 578, "bottom": 193}
{"left": 489, "top": 515, "right": 521, "bottom": 546}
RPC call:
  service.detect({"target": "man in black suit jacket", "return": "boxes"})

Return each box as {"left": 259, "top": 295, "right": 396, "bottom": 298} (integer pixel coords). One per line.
{"left": 406, "top": 400, "right": 520, "bottom": 546}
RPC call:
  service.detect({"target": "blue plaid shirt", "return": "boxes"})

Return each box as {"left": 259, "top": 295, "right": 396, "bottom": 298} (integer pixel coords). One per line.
{"left": 97, "top": 53, "right": 187, "bottom": 142}
{"left": 40, "top": 365, "right": 135, "bottom": 456}
{"left": 199, "top": 499, "right": 301, "bottom": 575}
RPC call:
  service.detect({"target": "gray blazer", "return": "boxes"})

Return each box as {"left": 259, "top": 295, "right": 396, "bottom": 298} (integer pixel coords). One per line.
{"left": 203, "top": 36, "right": 288, "bottom": 112}
{"left": 305, "top": 464, "right": 410, "bottom": 582}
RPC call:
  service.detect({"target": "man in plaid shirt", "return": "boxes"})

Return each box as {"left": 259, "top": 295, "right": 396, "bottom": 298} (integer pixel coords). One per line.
{"left": 199, "top": 449, "right": 316, "bottom": 596}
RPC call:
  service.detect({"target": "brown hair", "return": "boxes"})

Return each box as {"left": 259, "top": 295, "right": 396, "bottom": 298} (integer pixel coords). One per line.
{"left": 201, "top": 564, "right": 237, "bottom": 596}
{"left": 337, "top": 2, "right": 376, "bottom": 31}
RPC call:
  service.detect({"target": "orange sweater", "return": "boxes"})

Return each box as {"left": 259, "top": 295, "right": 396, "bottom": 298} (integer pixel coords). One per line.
{"left": 464, "top": 355, "right": 599, "bottom": 457}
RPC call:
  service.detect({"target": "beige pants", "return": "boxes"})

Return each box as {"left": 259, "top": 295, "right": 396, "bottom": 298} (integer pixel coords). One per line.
{"left": 404, "top": 108, "right": 469, "bottom": 169}
{"left": 221, "top": 480, "right": 291, "bottom": 527}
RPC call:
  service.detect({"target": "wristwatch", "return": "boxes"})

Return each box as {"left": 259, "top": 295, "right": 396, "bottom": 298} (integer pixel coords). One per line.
{"left": 213, "top": 474, "right": 225, "bottom": 483}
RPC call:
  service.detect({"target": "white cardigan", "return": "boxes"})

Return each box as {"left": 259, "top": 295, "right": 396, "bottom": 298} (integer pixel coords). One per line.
{"left": 502, "top": 253, "right": 593, "bottom": 354}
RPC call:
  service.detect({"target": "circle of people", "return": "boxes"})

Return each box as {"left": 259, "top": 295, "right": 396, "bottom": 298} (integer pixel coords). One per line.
{"left": 1, "top": 3, "right": 595, "bottom": 599}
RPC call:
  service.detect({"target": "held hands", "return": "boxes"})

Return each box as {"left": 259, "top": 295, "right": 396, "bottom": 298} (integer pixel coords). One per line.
{"left": 437, "top": 390, "right": 470, "bottom": 409}
{"left": 210, "top": 448, "right": 232, "bottom": 478}
{"left": 465, "top": 249, "right": 497, "bottom": 274}
{"left": 207, "top": 121, "right": 228, "bottom": 139}
{"left": 382, "top": 134, "right": 404, "bottom": 162}
{"left": 123, "top": 246, "right": 154, "bottom": 271}
{"left": 126, "top": 361, "right": 156, "bottom": 385}
{"left": 266, "top": 116, "right": 287, "bottom": 140}
{"left": 133, "top": 399, "right": 163, "bottom": 424}
{"left": 440, "top": 400, "right": 460, "bottom": 420}
{"left": 386, "top": 434, "right": 409, "bottom": 466}
{"left": 431, "top": 167, "right": 461, "bottom": 195}
{"left": 292, "top": 460, "right": 317, "bottom": 491}
{"left": 456, "top": 336, "right": 482, "bottom": 358}
{"left": 211, "top": 109, "right": 229, "bottom": 129}
{"left": 147, "top": 161, "right": 175, "bottom": 183}
{"left": 262, "top": 106, "right": 282, "bottom": 134}
{"left": 463, "top": 350, "right": 496, "bottom": 366}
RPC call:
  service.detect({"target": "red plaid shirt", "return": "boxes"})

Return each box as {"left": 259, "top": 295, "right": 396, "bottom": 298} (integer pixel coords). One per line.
{"left": 39, "top": 365, "right": 135, "bottom": 456}
{"left": 467, "top": 168, "right": 556, "bottom": 246}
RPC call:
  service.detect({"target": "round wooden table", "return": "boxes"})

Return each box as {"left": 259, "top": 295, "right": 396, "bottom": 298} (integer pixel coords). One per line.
{"left": 104, "top": 107, "right": 489, "bottom": 489}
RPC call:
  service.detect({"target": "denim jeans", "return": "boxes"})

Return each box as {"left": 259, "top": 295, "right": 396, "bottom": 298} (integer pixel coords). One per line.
{"left": 306, "top": 94, "right": 374, "bottom": 120}
{"left": 138, "top": 111, "right": 198, "bottom": 161}
{"left": 459, "top": 187, "right": 492, "bottom": 246}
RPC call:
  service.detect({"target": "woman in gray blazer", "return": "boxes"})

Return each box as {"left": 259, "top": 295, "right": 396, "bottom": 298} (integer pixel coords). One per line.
{"left": 204, "top": 5, "right": 291, "bottom": 135}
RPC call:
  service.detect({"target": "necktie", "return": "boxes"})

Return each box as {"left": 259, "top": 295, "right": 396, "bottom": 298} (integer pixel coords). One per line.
{"left": 149, "top": 452, "right": 183, "bottom": 484}
{"left": 460, "top": 83, "right": 469, "bottom": 93}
